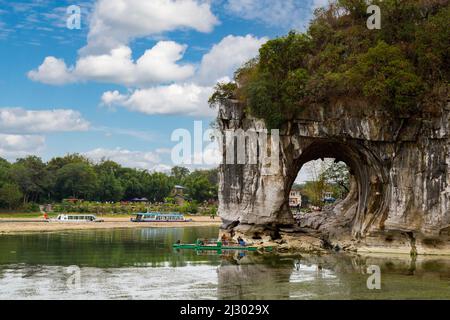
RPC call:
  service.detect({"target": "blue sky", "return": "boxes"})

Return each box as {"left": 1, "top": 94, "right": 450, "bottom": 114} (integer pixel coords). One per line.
{"left": 0, "top": 0, "right": 326, "bottom": 173}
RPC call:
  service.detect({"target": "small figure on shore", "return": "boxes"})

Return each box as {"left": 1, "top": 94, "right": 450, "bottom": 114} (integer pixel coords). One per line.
{"left": 237, "top": 236, "right": 246, "bottom": 247}
{"left": 221, "top": 234, "right": 228, "bottom": 246}
{"left": 317, "top": 264, "right": 323, "bottom": 277}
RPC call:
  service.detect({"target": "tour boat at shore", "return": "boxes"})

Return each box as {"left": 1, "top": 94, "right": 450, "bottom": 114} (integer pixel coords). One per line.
{"left": 131, "top": 212, "right": 192, "bottom": 223}
{"left": 173, "top": 239, "right": 273, "bottom": 252}
{"left": 49, "top": 214, "right": 104, "bottom": 223}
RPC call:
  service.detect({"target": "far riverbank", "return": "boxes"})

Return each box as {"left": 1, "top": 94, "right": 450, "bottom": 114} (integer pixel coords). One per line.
{"left": 0, "top": 216, "right": 221, "bottom": 235}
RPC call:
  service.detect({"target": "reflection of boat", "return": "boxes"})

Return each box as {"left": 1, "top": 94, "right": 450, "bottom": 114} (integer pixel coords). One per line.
{"left": 198, "top": 249, "right": 249, "bottom": 258}
{"left": 195, "top": 249, "right": 234, "bottom": 256}
{"left": 49, "top": 214, "right": 104, "bottom": 223}
{"left": 131, "top": 212, "right": 192, "bottom": 223}
{"left": 173, "top": 239, "right": 273, "bottom": 252}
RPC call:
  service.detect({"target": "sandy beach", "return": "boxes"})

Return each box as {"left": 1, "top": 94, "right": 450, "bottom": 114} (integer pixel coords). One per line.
{"left": 0, "top": 216, "right": 222, "bottom": 235}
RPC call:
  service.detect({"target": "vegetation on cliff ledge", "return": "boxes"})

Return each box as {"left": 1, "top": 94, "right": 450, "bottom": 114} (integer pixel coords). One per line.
{"left": 209, "top": 0, "right": 449, "bottom": 129}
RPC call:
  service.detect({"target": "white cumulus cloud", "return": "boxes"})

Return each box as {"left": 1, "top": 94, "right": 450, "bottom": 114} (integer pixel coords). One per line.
{"left": 102, "top": 84, "right": 215, "bottom": 117}
{"left": 82, "top": 0, "right": 219, "bottom": 55}
{"left": 83, "top": 147, "right": 168, "bottom": 171}
{"left": 100, "top": 34, "right": 266, "bottom": 116}
{"left": 100, "top": 90, "right": 127, "bottom": 107}
{"left": 196, "top": 34, "right": 268, "bottom": 85}
{"left": 28, "top": 0, "right": 220, "bottom": 86}
{"left": 29, "top": 41, "right": 195, "bottom": 86}
{"left": 0, "top": 108, "right": 90, "bottom": 134}
{"left": 26, "top": 0, "right": 268, "bottom": 118}
{"left": 0, "top": 134, "right": 46, "bottom": 160}
{"left": 0, "top": 108, "right": 90, "bottom": 160}
{"left": 27, "top": 56, "right": 75, "bottom": 85}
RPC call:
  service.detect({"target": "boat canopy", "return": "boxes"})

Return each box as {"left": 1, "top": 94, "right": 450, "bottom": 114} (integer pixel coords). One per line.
{"left": 136, "top": 212, "right": 185, "bottom": 219}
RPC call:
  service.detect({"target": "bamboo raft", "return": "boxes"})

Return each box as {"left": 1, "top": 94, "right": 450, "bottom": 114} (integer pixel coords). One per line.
{"left": 173, "top": 239, "right": 273, "bottom": 252}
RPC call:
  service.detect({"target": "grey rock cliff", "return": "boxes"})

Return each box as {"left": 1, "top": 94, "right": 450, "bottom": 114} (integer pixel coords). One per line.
{"left": 217, "top": 99, "right": 450, "bottom": 254}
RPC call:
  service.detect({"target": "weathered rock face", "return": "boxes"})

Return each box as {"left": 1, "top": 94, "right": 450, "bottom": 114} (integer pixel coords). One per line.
{"left": 218, "top": 99, "right": 450, "bottom": 254}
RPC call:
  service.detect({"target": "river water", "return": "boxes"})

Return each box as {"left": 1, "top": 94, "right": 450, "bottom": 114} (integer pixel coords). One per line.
{"left": 0, "top": 227, "right": 449, "bottom": 300}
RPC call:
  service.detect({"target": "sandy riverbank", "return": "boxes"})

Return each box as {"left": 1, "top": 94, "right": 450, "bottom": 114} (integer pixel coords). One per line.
{"left": 0, "top": 216, "right": 222, "bottom": 235}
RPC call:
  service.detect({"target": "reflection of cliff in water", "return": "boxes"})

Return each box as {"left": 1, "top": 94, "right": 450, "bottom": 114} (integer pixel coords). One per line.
{"left": 217, "top": 253, "right": 292, "bottom": 300}
{"left": 217, "top": 253, "right": 450, "bottom": 300}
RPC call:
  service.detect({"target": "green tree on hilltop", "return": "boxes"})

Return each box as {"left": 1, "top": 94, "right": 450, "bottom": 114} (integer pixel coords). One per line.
{"left": 210, "top": 0, "right": 449, "bottom": 128}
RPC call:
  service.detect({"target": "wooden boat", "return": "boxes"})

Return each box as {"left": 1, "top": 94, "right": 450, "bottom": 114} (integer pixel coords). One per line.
{"left": 131, "top": 212, "right": 192, "bottom": 223}
{"left": 173, "top": 239, "right": 273, "bottom": 252}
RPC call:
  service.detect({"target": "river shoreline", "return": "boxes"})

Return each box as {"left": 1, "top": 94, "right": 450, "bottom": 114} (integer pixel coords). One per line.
{"left": 0, "top": 216, "right": 222, "bottom": 235}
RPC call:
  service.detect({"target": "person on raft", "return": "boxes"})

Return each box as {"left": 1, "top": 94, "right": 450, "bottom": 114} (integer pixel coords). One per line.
{"left": 221, "top": 234, "right": 229, "bottom": 246}
{"left": 237, "top": 236, "right": 246, "bottom": 247}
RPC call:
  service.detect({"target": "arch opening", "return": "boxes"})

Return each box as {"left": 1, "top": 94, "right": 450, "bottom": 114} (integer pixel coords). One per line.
{"left": 290, "top": 158, "right": 352, "bottom": 211}
{"left": 283, "top": 140, "right": 388, "bottom": 238}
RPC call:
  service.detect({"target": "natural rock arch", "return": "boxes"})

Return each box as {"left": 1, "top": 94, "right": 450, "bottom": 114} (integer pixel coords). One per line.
{"left": 217, "top": 100, "right": 450, "bottom": 254}
{"left": 288, "top": 139, "right": 388, "bottom": 238}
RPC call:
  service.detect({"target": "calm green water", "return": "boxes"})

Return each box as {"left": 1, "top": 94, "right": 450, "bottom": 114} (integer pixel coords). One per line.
{"left": 0, "top": 227, "right": 449, "bottom": 300}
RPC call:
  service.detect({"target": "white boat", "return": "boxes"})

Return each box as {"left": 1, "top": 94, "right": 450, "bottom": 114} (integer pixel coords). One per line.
{"left": 49, "top": 214, "right": 104, "bottom": 223}
{"left": 131, "top": 212, "right": 192, "bottom": 223}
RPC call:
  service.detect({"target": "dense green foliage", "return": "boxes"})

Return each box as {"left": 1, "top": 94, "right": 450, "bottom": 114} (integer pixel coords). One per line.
{"left": 210, "top": 0, "right": 449, "bottom": 128}
{"left": 0, "top": 183, "right": 23, "bottom": 210}
{"left": 0, "top": 155, "right": 218, "bottom": 211}
{"left": 321, "top": 161, "right": 351, "bottom": 199}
